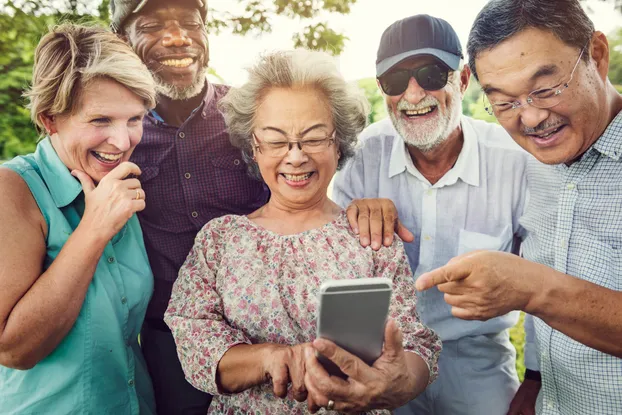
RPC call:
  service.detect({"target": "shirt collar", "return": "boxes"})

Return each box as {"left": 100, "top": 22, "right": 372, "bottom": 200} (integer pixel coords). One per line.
{"left": 149, "top": 79, "right": 214, "bottom": 122}
{"left": 592, "top": 109, "right": 622, "bottom": 161}
{"left": 388, "top": 116, "right": 480, "bottom": 187}
{"left": 33, "top": 138, "right": 83, "bottom": 208}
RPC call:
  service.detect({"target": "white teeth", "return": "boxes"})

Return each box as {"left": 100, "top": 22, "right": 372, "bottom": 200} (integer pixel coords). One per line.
{"left": 404, "top": 106, "right": 434, "bottom": 116}
{"left": 160, "top": 58, "right": 193, "bottom": 68}
{"left": 283, "top": 173, "right": 312, "bottom": 182}
{"left": 94, "top": 151, "right": 122, "bottom": 161}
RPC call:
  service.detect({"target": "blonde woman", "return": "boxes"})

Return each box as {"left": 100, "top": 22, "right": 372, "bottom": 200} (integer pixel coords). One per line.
{"left": 0, "top": 24, "right": 157, "bottom": 414}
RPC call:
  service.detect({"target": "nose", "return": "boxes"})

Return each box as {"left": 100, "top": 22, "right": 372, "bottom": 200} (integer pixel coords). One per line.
{"left": 162, "top": 24, "right": 192, "bottom": 48}
{"left": 107, "top": 126, "right": 131, "bottom": 152}
{"left": 519, "top": 104, "right": 551, "bottom": 130}
{"left": 401, "top": 76, "right": 426, "bottom": 104}
{"left": 284, "top": 143, "right": 309, "bottom": 166}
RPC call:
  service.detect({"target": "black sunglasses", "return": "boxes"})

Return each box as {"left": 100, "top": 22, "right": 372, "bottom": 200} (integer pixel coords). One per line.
{"left": 378, "top": 63, "right": 450, "bottom": 96}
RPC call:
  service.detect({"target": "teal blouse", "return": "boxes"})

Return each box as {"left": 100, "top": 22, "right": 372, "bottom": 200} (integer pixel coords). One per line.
{"left": 0, "top": 139, "right": 156, "bottom": 415}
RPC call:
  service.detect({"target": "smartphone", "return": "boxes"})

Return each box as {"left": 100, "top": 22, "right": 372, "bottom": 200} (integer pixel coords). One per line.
{"left": 315, "top": 277, "right": 392, "bottom": 378}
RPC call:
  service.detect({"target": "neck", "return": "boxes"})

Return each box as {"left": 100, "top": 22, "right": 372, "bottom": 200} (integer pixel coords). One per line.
{"left": 154, "top": 83, "right": 206, "bottom": 127}
{"left": 407, "top": 125, "right": 464, "bottom": 185}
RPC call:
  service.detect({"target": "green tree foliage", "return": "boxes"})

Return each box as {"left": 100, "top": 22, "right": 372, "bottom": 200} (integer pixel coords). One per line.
{"left": 0, "top": 0, "right": 357, "bottom": 159}
{"left": 357, "top": 78, "right": 386, "bottom": 124}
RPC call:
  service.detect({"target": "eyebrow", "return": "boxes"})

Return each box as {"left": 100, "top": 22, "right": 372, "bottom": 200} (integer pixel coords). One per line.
{"left": 482, "top": 64, "right": 561, "bottom": 96}
{"left": 261, "top": 123, "right": 329, "bottom": 136}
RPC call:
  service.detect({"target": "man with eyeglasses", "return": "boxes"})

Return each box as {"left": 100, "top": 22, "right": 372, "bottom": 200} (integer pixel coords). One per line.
{"left": 417, "top": 1, "right": 622, "bottom": 414}
{"left": 333, "top": 14, "right": 533, "bottom": 415}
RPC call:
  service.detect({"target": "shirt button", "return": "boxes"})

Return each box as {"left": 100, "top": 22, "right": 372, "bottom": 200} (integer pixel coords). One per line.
{"left": 560, "top": 239, "right": 566, "bottom": 248}
{"left": 121, "top": 296, "right": 127, "bottom": 304}
{"left": 426, "top": 189, "right": 433, "bottom": 196}
{"left": 547, "top": 401, "right": 554, "bottom": 409}
{"left": 108, "top": 257, "right": 115, "bottom": 263}
{"left": 191, "top": 211, "right": 199, "bottom": 218}
{"left": 423, "top": 235, "right": 431, "bottom": 241}
{"left": 128, "top": 379, "right": 134, "bottom": 387}
{"left": 566, "top": 183, "right": 575, "bottom": 190}
{"left": 184, "top": 172, "right": 191, "bottom": 179}
{"left": 178, "top": 132, "right": 185, "bottom": 139}
{"left": 233, "top": 159, "right": 241, "bottom": 166}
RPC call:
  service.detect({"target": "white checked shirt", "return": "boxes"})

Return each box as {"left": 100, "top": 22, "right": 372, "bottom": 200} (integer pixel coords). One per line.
{"left": 521, "top": 111, "right": 622, "bottom": 415}
{"left": 333, "top": 116, "right": 531, "bottom": 342}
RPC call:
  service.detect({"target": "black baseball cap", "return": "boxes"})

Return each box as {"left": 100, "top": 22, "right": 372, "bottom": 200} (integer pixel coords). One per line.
{"left": 376, "top": 14, "right": 463, "bottom": 77}
{"left": 110, "top": 0, "right": 207, "bottom": 33}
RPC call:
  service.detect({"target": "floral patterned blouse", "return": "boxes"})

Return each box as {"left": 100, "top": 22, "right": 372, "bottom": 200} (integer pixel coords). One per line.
{"left": 164, "top": 212, "right": 441, "bottom": 414}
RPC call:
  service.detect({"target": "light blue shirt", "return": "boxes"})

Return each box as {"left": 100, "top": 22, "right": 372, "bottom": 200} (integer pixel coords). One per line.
{"left": 0, "top": 139, "right": 155, "bottom": 415}
{"left": 333, "top": 116, "right": 529, "bottom": 341}
{"left": 521, "top": 111, "right": 622, "bottom": 415}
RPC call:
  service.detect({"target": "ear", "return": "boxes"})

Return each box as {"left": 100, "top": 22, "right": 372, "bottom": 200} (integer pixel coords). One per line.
{"left": 459, "top": 65, "right": 471, "bottom": 95}
{"left": 590, "top": 31, "right": 609, "bottom": 82}
{"left": 39, "top": 113, "right": 57, "bottom": 135}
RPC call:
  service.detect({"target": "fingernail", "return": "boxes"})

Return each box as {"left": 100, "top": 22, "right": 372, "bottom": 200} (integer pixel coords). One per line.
{"left": 361, "top": 237, "right": 369, "bottom": 246}
{"left": 372, "top": 241, "right": 380, "bottom": 250}
{"left": 384, "top": 237, "right": 391, "bottom": 246}
{"left": 353, "top": 227, "right": 359, "bottom": 235}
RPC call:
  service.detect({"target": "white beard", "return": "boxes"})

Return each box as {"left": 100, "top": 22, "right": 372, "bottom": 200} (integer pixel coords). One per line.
{"left": 388, "top": 77, "right": 462, "bottom": 152}
{"left": 154, "top": 66, "right": 208, "bottom": 101}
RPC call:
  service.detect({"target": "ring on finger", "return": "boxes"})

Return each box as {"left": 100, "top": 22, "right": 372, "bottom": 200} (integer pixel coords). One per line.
{"left": 134, "top": 189, "right": 141, "bottom": 200}
{"left": 326, "top": 399, "right": 335, "bottom": 410}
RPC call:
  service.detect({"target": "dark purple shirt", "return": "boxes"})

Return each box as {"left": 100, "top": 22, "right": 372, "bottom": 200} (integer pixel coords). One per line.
{"left": 131, "top": 82, "right": 269, "bottom": 321}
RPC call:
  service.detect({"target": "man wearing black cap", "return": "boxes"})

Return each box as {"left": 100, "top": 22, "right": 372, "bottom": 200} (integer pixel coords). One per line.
{"left": 108, "top": 1, "right": 270, "bottom": 413}
{"left": 333, "top": 15, "right": 534, "bottom": 414}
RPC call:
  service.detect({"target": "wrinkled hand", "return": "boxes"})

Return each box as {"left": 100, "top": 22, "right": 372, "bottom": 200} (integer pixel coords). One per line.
{"left": 304, "top": 320, "right": 416, "bottom": 413}
{"left": 72, "top": 162, "right": 145, "bottom": 242}
{"left": 262, "top": 343, "right": 314, "bottom": 402}
{"left": 415, "top": 251, "right": 543, "bottom": 320}
{"left": 346, "top": 198, "right": 414, "bottom": 250}
{"left": 507, "top": 378, "right": 540, "bottom": 415}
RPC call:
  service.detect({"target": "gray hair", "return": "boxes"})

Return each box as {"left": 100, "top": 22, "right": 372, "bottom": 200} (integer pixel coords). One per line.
{"left": 467, "top": 0, "right": 594, "bottom": 81}
{"left": 218, "top": 49, "right": 370, "bottom": 179}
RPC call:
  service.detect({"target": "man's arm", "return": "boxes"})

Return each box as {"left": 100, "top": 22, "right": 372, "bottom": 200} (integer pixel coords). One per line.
{"left": 333, "top": 148, "right": 414, "bottom": 248}
{"left": 416, "top": 251, "right": 622, "bottom": 357}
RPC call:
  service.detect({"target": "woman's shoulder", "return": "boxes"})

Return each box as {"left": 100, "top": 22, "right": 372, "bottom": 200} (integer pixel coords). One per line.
{"left": 196, "top": 214, "right": 251, "bottom": 240}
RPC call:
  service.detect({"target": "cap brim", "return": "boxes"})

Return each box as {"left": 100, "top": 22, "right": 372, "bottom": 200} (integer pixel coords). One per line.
{"left": 376, "top": 48, "right": 461, "bottom": 77}
{"left": 132, "top": 0, "right": 204, "bottom": 14}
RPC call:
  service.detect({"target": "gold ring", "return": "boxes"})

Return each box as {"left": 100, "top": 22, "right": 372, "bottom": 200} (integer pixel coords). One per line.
{"left": 135, "top": 189, "right": 141, "bottom": 200}
{"left": 326, "top": 399, "right": 335, "bottom": 410}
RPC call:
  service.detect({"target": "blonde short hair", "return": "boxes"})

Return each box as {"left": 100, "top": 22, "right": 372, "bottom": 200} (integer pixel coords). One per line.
{"left": 25, "top": 23, "right": 157, "bottom": 133}
{"left": 219, "top": 49, "right": 370, "bottom": 178}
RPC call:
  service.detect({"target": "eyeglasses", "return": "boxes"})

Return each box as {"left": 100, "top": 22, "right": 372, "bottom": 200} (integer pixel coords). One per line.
{"left": 484, "top": 46, "right": 586, "bottom": 120}
{"left": 377, "top": 63, "right": 450, "bottom": 96}
{"left": 252, "top": 130, "right": 336, "bottom": 158}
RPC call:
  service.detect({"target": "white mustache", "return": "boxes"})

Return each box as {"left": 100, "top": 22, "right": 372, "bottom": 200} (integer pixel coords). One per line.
{"left": 396, "top": 95, "right": 439, "bottom": 111}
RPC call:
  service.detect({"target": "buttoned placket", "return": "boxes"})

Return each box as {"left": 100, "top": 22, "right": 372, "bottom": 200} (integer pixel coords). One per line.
{"left": 539, "top": 151, "right": 599, "bottom": 415}
{"left": 419, "top": 185, "right": 438, "bottom": 272}
{"left": 103, "top": 235, "right": 139, "bottom": 414}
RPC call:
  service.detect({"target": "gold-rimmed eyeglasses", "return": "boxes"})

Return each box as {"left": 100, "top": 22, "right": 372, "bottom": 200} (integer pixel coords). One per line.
{"left": 252, "top": 130, "right": 336, "bottom": 158}
{"left": 484, "top": 45, "right": 587, "bottom": 120}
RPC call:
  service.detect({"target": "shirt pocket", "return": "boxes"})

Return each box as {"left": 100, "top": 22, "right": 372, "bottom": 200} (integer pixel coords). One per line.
{"left": 138, "top": 165, "right": 160, "bottom": 183}
{"left": 457, "top": 225, "right": 513, "bottom": 256}
{"left": 211, "top": 152, "right": 264, "bottom": 206}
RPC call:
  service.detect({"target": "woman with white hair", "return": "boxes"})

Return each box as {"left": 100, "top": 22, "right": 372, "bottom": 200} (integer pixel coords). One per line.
{"left": 0, "top": 24, "right": 157, "bottom": 413}
{"left": 165, "top": 49, "right": 441, "bottom": 414}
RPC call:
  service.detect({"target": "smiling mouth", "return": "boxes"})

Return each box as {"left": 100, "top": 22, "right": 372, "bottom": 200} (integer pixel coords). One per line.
{"left": 528, "top": 124, "right": 566, "bottom": 140}
{"left": 159, "top": 57, "right": 195, "bottom": 68}
{"left": 91, "top": 151, "right": 123, "bottom": 164}
{"left": 402, "top": 105, "right": 437, "bottom": 117}
{"left": 281, "top": 172, "right": 314, "bottom": 182}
